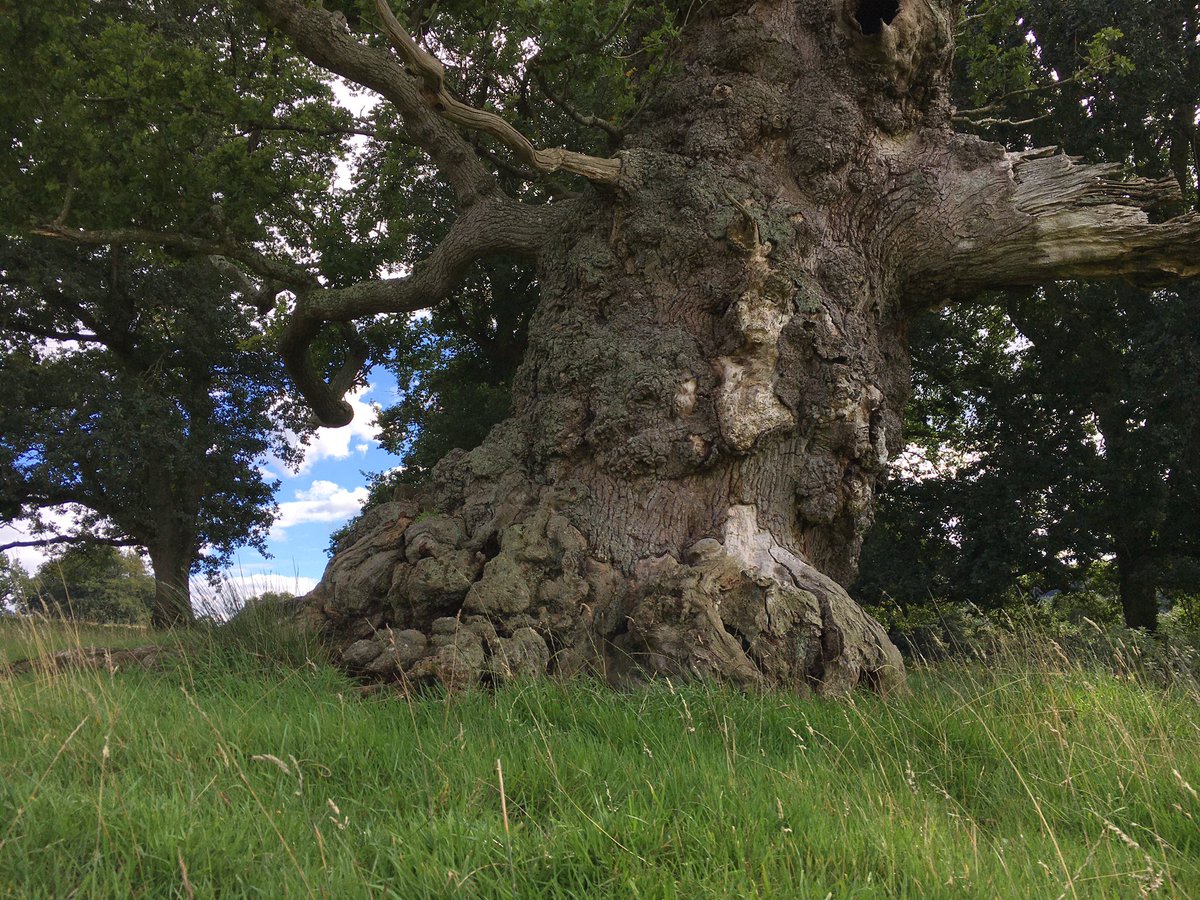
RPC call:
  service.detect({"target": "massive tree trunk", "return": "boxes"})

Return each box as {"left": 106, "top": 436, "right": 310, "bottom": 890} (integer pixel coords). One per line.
{"left": 257, "top": 0, "right": 1200, "bottom": 694}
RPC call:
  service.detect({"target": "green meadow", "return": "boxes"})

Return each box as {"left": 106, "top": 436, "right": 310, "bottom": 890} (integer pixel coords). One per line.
{"left": 1, "top": 616, "right": 1198, "bottom": 898}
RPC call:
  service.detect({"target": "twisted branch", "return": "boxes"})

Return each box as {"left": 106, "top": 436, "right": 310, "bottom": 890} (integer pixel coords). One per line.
{"left": 249, "top": 0, "right": 496, "bottom": 205}
{"left": 372, "top": 0, "right": 622, "bottom": 186}
{"left": 283, "top": 198, "right": 557, "bottom": 426}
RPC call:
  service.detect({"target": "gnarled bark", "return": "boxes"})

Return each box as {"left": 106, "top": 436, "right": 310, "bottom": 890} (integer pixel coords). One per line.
{"left": 273, "top": 0, "right": 1200, "bottom": 694}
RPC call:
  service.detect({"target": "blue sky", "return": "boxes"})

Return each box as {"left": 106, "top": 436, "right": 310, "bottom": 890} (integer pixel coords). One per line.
{"left": 226, "top": 82, "right": 398, "bottom": 599}
{"left": 221, "top": 369, "right": 404, "bottom": 600}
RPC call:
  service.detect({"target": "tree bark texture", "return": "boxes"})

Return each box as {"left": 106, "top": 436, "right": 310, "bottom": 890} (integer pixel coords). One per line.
{"left": 148, "top": 542, "right": 194, "bottom": 629}
{"left": 298, "top": 0, "right": 1200, "bottom": 694}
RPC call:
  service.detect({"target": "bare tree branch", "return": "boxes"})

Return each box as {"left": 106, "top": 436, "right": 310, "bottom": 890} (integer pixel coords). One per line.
{"left": 954, "top": 112, "right": 1053, "bottom": 130}
{"left": 531, "top": 69, "right": 624, "bottom": 142}
{"left": 237, "top": 122, "right": 382, "bottom": 141}
{"left": 282, "top": 198, "right": 557, "bottom": 426}
{"left": 953, "top": 51, "right": 1121, "bottom": 122}
{"left": 465, "top": 135, "right": 582, "bottom": 199}
{"left": 0, "top": 535, "right": 138, "bottom": 552}
{"left": 372, "top": 0, "right": 623, "bottom": 186}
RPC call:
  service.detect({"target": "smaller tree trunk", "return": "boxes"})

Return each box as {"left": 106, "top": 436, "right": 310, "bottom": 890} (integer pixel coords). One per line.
{"left": 1115, "top": 549, "right": 1158, "bottom": 632}
{"left": 147, "top": 543, "right": 194, "bottom": 628}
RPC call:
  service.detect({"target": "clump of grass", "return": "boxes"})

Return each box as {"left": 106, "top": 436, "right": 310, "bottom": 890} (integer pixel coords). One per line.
{"left": 0, "top": 616, "right": 1198, "bottom": 897}
{"left": 877, "top": 596, "right": 1200, "bottom": 689}
{"left": 177, "top": 600, "right": 331, "bottom": 680}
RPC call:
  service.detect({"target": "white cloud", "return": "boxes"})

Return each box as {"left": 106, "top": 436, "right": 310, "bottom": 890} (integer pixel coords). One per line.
{"left": 271, "top": 384, "right": 382, "bottom": 477}
{"left": 296, "top": 386, "right": 381, "bottom": 473}
{"left": 272, "top": 480, "right": 369, "bottom": 537}
{"left": 258, "top": 462, "right": 283, "bottom": 482}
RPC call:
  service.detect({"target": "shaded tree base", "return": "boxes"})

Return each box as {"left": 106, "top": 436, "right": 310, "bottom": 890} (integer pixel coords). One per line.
{"left": 302, "top": 460, "right": 904, "bottom": 698}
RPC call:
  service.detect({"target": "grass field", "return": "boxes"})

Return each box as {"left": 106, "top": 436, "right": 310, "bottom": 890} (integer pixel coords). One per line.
{"left": 1, "top": 616, "right": 1198, "bottom": 898}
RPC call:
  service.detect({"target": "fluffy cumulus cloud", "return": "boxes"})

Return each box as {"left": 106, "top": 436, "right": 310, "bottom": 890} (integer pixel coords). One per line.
{"left": 262, "top": 384, "right": 383, "bottom": 479}
{"left": 287, "top": 386, "right": 382, "bottom": 476}
{"left": 272, "top": 480, "right": 369, "bottom": 537}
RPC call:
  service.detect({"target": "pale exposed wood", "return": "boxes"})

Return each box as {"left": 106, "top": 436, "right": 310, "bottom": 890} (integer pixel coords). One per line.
{"left": 888, "top": 142, "right": 1200, "bottom": 295}
{"left": 1006, "top": 152, "right": 1200, "bottom": 280}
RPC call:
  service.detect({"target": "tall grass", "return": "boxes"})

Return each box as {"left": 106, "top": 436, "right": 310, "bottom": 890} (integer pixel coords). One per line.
{"left": 1, "top": 617, "right": 1198, "bottom": 897}
{"left": 0, "top": 615, "right": 156, "bottom": 664}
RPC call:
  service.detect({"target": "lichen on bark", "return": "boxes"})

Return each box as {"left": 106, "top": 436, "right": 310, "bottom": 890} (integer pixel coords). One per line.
{"left": 270, "top": 0, "right": 1200, "bottom": 697}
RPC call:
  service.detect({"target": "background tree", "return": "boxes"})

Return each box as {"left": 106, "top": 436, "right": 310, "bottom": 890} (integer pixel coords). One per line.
{"left": 0, "top": 241, "right": 305, "bottom": 626}
{"left": 374, "top": 258, "right": 537, "bottom": 483}
{"left": 0, "top": 555, "right": 34, "bottom": 614}
{"left": 247, "top": 590, "right": 297, "bottom": 607}
{"left": 0, "top": 0, "right": 357, "bottom": 627}
{"left": 20, "top": 545, "right": 155, "bottom": 625}
{"left": 858, "top": 0, "right": 1200, "bottom": 631}
{"left": 8, "top": 0, "right": 1200, "bottom": 692}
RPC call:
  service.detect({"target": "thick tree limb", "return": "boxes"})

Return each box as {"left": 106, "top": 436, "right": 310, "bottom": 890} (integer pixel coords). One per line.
{"left": 206, "top": 256, "right": 281, "bottom": 314}
{"left": 904, "top": 142, "right": 1200, "bottom": 296}
{"left": 371, "top": 0, "right": 622, "bottom": 186}
{"left": 2, "top": 325, "right": 104, "bottom": 346}
{"left": 249, "top": 0, "right": 497, "bottom": 205}
{"left": 990, "top": 151, "right": 1200, "bottom": 283}
{"left": 283, "top": 199, "right": 556, "bottom": 427}
{"left": 0, "top": 534, "right": 137, "bottom": 552}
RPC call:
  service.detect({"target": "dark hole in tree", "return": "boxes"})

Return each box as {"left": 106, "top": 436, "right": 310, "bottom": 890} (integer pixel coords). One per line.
{"left": 855, "top": 0, "right": 900, "bottom": 35}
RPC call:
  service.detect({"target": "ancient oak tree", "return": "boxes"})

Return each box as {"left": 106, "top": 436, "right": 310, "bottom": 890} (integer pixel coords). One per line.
{"left": 45, "top": 0, "right": 1200, "bottom": 691}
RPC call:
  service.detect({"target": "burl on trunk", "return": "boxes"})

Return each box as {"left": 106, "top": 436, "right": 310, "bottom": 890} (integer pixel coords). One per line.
{"left": 262, "top": 0, "right": 1200, "bottom": 694}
